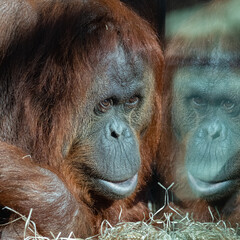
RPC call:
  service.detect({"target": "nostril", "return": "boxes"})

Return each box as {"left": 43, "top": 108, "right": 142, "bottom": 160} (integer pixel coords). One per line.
{"left": 205, "top": 119, "right": 224, "bottom": 140}
{"left": 211, "top": 131, "right": 220, "bottom": 139}
{"left": 111, "top": 131, "right": 120, "bottom": 138}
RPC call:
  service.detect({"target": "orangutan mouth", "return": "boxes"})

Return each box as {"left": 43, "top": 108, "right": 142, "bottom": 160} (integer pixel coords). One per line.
{"left": 188, "top": 172, "right": 235, "bottom": 199}
{"left": 96, "top": 173, "right": 138, "bottom": 198}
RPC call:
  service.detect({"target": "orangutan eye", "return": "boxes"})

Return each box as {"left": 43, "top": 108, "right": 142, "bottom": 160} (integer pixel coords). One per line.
{"left": 221, "top": 99, "right": 235, "bottom": 110}
{"left": 96, "top": 99, "right": 113, "bottom": 113}
{"left": 192, "top": 96, "right": 206, "bottom": 106}
{"left": 125, "top": 96, "right": 139, "bottom": 109}
{"left": 221, "top": 99, "right": 236, "bottom": 114}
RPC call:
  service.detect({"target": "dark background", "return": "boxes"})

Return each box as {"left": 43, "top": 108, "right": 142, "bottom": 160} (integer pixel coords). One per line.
{"left": 121, "top": 0, "right": 212, "bottom": 44}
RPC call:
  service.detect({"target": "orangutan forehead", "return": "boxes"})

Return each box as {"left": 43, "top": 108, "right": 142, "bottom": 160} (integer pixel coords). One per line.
{"left": 105, "top": 47, "right": 146, "bottom": 83}
{"left": 167, "top": 44, "right": 240, "bottom": 68}
{"left": 168, "top": 55, "right": 240, "bottom": 69}
{"left": 92, "top": 61, "right": 151, "bottom": 103}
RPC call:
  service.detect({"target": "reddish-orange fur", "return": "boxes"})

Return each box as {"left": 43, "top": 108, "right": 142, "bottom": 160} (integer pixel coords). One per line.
{"left": 0, "top": 0, "right": 163, "bottom": 238}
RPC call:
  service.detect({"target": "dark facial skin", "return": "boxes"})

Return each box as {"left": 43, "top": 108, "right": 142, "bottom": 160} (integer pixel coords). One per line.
{"left": 74, "top": 47, "right": 154, "bottom": 200}
{"left": 172, "top": 65, "right": 240, "bottom": 200}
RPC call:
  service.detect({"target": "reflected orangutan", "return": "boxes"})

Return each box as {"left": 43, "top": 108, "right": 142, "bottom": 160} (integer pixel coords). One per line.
{"left": 158, "top": 0, "right": 240, "bottom": 225}
{"left": 0, "top": 0, "right": 163, "bottom": 238}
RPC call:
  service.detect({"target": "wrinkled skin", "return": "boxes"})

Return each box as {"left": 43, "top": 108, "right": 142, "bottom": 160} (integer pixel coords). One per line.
{"left": 172, "top": 65, "right": 240, "bottom": 200}
{"left": 72, "top": 47, "right": 155, "bottom": 199}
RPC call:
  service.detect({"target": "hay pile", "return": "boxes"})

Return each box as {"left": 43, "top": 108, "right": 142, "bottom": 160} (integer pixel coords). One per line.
{"left": 96, "top": 216, "right": 239, "bottom": 240}
{"left": 2, "top": 207, "right": 240, "bottom": 240}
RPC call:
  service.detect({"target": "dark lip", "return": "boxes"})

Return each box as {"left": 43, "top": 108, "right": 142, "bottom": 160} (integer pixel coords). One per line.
{"left": 95, "top": 173, "right": 138, "bottom": 198}
{"left": 188, "top": 172, "right": 235, "bottom": 198}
